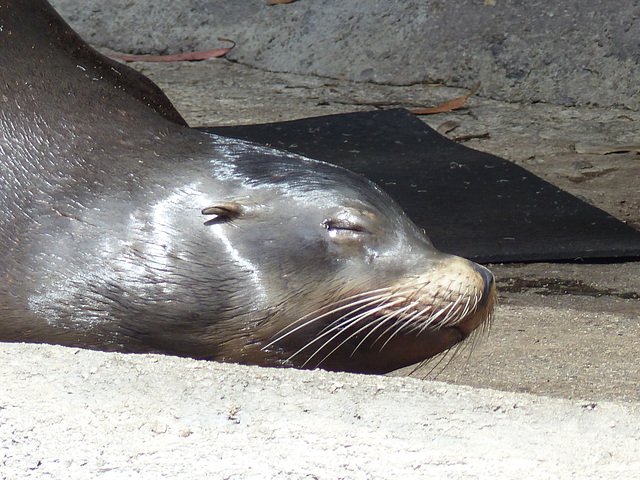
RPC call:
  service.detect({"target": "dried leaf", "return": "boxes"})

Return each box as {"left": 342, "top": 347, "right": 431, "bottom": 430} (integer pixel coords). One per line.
{"left": 574, "top": 143, "right": 640, "bottom": 155}
{"left": 111, "top": 38, "right": 235, "bottom": 63}
{"left": 267, "top": 0, "right": 297, "bottom": 5}
{"left": 410, "top": 82, "right": 481, "bottom": 115}
{"left": 452, "top": 132, "right": 490, "bottom": 142}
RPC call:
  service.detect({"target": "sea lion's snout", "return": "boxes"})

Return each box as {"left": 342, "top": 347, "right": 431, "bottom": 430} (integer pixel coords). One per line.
{"left": 261, "top": 245, "right": 497, "bottom": 374}
{"left": 427, "top": 256, "right": 496, "bottom": 341}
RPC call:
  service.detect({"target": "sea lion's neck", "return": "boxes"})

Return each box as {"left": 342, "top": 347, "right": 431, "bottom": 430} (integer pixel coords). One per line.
{"left": 0, "top": 0, "right": 195, "bottom": 216}
{"left": 0, "top": 0, "right": 186, "bottom": 129}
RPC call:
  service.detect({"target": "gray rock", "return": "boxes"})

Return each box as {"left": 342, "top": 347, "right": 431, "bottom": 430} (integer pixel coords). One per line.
{"left": 51, "top": 0, "right": 640, "bottom": 109}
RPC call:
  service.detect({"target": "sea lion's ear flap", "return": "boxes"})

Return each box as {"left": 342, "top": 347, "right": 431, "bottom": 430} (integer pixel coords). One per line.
{"left": 201, "top": 202, "right": 244, "bottom": 225}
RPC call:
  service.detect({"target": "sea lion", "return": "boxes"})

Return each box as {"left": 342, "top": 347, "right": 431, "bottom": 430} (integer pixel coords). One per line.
{"left": 0, "top": 0, "right": 496, "bottom": 374}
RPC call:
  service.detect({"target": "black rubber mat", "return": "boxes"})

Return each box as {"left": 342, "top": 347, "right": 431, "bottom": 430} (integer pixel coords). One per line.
{"left": 201, "top": 109, "right": 640, "bottom": 263}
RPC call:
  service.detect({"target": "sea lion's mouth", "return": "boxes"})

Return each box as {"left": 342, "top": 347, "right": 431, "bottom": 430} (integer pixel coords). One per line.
{"left": 451, "top": 326, "right": 465, "bottom": 342}
{"left": 305, "top": 320, "right": 470, "bottom": 374}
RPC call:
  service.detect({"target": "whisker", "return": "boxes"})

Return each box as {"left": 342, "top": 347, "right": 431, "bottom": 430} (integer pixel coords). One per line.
{"left": 415, "top": 348, "right": 453, "bottom": 379}
{"left": 404, "top": 305, "right": 434, "bottom": 334}
{"left": 264, "top": 266, "right": 494, "bottom": 371}
{"left": 304, "top": 316, "right": 388, "bottom": 368}
{"left": 377, "top": 312, "right": 420, "bottom": 352}
{"left": 308, "top": 300, "right": 419, "bottom": 368}
{"left": 461, "top": 329, "right": 480, "bottom": 363}
{"left": 372, "top": 301, "right": 428, "bottom": 352}
{"left": 433, "top": 293, "right": 465, "bottom": 329}
{"left": 263, "top": 288, "right": 393, "bottom": 350}
{"left": 315, "top": 292, "right": 395, "bottom": 337}
{"left": 415, "top": 302, "right": 449, "bottom": 334}
{"left": 436, "top": 341, "right": 466, "bottom": 375}
{"left": 407, "top": 296, "right": 454, "bottom": 334}
{"left": 348, "top": 302, "right": 420, "bottom": 357}
{"left": 295, "top": 297, "right": 408, "bottom": 367}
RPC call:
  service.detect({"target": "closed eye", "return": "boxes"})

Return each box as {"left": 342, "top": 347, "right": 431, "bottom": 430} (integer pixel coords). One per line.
{"left": 323, "top": 219, "right": 369, "bottom": 235}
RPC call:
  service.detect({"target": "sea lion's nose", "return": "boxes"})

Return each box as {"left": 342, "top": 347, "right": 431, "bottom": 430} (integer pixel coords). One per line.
{"left": 471, "top": 263, "right": 495, "bottom": 305}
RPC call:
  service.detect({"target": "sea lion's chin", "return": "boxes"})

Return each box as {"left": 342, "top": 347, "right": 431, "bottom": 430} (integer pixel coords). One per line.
{"left": 311, "top": 326, "right": 464, "bottom": 375}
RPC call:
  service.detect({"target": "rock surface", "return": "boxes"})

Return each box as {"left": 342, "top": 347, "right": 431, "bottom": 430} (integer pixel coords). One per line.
{"left": 52, "top": 0, "right": 640, "bottom": 109}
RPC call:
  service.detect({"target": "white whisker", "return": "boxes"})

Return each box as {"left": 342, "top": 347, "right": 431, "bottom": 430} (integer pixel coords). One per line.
{"left": 298, "top": 297, "right": 408, "bottom": 367}
{"left": 349, "top": 301, "right": 420, "bottom": 356}
{"left": 263, "top": 288, "right": 393, "bottom": 349}
{"left": 370, "top": 302, "right": 425, "bottom": 351}
{"left": 376, "top": 311, "right": 419, "bottom": 352}
{"left": 310, "top": 301, "right": 418, "bottom": 367}
{"left": 261, "top": 264, "right": 495, "bottom": 371}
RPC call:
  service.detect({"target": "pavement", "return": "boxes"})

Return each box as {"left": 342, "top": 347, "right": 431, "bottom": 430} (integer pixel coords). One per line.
{"left": 2, "top": 342, "right": 640, "bottom": 480}
{"left": 2, "top": 1, "right": 640, "bottom": 478}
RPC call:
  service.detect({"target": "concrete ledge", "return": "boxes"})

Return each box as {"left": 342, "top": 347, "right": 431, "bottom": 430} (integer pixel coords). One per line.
{"left": 2, "top": 343, "right": 639, "bottom": 479}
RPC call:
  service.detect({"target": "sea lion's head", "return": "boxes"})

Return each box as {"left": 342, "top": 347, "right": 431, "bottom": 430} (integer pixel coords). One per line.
{"left": 2, "top": 128, "right": 494, "bottom": 375}
{"left": 191, "top": 143, "right": 496, "bottom": 374}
